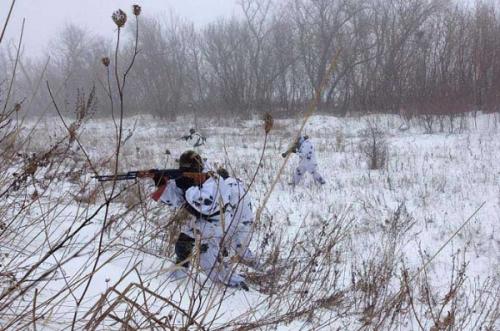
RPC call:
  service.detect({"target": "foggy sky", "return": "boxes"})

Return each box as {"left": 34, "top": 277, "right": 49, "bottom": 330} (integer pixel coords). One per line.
{"left": 0, "top": 0, "right": 241, "bottom": 56}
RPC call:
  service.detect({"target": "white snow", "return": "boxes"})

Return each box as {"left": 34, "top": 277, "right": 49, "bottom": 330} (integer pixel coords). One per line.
{"left": 1, "top": 112, "right": 499, "bottom": 329}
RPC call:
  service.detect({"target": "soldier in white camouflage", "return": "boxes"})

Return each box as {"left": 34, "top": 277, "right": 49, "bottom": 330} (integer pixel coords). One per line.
{"left": 150, "top": 151, "right": 248, "bottom": 290}
{"left": 283, "top": 135, "right": 325, "bottom": 186}
{"left": 180, "top": 128, "right": 206, "bottom": 148}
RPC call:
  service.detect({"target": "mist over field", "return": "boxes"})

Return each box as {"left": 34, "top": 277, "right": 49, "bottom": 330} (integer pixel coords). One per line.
{"left": 1, "top": 1, "right": 499, "bottom": 330}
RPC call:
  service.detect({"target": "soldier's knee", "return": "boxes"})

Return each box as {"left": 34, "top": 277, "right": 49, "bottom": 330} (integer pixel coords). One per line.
{"left": 175, "top": 233, "right": 195, "bottom": 263}
{"left": 200, "top": 243, "right": 209, "bottom": 253}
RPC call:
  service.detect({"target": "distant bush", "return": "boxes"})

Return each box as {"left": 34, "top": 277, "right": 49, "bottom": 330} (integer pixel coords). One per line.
{"left": 359, "top": 124, "right": 388, "bottom": 170}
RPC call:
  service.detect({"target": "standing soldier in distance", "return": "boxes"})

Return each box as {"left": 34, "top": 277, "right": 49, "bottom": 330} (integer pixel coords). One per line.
{"left": 282, "top": 135, "right": 326, "bottom": 186}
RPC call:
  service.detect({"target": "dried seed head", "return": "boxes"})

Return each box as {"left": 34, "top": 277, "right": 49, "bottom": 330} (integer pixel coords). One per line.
{"left": 133, "top": 4, "right": 142, "bottom": 16}
{"left": 68, "top": 123, "right": 78, "bottom": 143}
{"left": 14, "top": 103, "right": 21, "bottom": 112}
{"left": 101, "top": 57, "right": 110, "bottom": 67}
{"left": 25, "top": 161, "right": 38, "bottom": 176}
{"left": 263, "top": 112, "right": 274, "bottom": 134}
{"left": 31, "top": 190, "right": 39, "bottom": 201}
{"left": 112, "top": 9, "right": 127, "bottom": 28}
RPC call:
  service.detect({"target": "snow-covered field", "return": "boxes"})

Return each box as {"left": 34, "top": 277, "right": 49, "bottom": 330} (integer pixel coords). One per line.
{"left": 1, "top": 112, "right": 499, "bottom": 330}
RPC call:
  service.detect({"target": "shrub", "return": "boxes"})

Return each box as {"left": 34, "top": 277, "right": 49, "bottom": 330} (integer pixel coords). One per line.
{"left": 359, "top": 123, "right": 388, "bottom": 170}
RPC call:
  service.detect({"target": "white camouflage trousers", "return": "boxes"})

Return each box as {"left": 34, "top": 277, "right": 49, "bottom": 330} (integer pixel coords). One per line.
{"left": 293, "top": 159, "right": 325, "bottom": 185}
{"left": 223, "top": 177, "right": 256, "bottom": 264}
{"left": 225, "top": 215, "right": 255, "bottom": 263}
{"left": 193, "top": 218, "right": 245, "bottom": 287}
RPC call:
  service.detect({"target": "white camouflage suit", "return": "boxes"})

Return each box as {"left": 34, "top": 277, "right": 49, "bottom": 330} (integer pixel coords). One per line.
{"left": 159, "top": 176, "right": 245, "bottom": 287}
{"left": 223, "top": 177, "right": 256, "bottom": 264}
{"left": 293, "top": 136, "right": 325, "bottom": 185}
{"left": 183, "top": 130, "right": 206, "bottom": 150}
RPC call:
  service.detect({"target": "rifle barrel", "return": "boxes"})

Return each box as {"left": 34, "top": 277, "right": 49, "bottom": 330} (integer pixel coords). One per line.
{"left": 93, "top": 171, "right": 140, "bottom": 182}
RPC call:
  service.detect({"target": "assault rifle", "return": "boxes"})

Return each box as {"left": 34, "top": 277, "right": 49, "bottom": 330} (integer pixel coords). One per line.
{"left": 93, "top": 169, "right": 209, "bottom": 186}
{"left": 281, "top": 135, "right": 308, "bottom": 157}
{"left": 281, "top": 143, "right": 299, "bottom": 158}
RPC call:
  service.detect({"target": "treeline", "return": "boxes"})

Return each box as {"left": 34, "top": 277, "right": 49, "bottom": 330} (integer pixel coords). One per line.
{"left": 2, "top": 0, "right": 500, "bottom": 118}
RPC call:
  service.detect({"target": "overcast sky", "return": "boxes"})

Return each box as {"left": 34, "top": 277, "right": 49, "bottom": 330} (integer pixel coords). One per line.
{"left": 1, "top": 0, "right": 241, "bottom": 56}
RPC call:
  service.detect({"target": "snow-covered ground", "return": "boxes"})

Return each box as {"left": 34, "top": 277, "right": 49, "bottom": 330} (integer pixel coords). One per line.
{"left": 1, "top": 112, "right": 499, "bottom": 330}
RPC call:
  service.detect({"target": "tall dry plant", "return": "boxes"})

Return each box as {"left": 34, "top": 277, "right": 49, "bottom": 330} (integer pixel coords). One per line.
{"left": 0, "top": 5, "right": 143, "bottom": 330}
